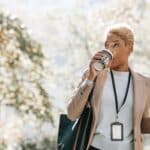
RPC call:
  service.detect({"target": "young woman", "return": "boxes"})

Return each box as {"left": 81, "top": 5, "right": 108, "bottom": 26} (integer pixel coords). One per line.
{"left": 67, "top": 24, "right": 150, "bottom": 150}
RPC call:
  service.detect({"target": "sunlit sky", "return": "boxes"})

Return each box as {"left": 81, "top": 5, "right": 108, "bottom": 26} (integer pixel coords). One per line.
{"left": 0, "top": 0, "right": 117, "bottom": 54}
{"left": 0, "top": 0, "right": 108, "bottom": 10}
{"left": 0, "top": 0, "right": 108, "bottom": 56}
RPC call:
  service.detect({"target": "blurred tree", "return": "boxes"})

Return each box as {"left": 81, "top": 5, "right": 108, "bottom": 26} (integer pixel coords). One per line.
{"left": 0, "top": 12, "right": 55, "bottom": 149}
{"left": 0, "top": 12, "right": 53, "bottom": 122}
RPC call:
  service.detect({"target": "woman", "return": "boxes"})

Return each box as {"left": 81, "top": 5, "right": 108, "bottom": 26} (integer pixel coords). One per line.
{"left": 67, "top": 24, "right": 150, "bottom": 150}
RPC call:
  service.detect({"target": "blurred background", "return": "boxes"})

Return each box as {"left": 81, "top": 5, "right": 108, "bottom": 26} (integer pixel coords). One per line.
{"left": 0, "top": 0, "right": 149, "bottom": 149}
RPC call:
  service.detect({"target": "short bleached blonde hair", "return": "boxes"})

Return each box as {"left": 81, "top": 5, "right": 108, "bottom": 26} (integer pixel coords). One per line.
{"left": 106, "top": 23, "right": 134, "bottom": 47}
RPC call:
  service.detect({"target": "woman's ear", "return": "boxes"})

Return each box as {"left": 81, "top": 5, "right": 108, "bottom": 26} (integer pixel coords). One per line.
{"left": 128, "top": 42, "right": 133, "bottom": 54}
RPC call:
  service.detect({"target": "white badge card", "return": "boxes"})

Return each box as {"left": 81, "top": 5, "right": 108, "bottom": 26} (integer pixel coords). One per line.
{"left": 111, "top": 122, "right": 123, "bottom": 141}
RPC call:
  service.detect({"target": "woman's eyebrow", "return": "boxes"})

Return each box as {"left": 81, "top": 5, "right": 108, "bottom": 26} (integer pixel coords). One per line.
{"left": 112, "top": 40, "right": 120, "bottom": 42}
{"left": 105, "top": 40, "right": 120, "bottom": 43}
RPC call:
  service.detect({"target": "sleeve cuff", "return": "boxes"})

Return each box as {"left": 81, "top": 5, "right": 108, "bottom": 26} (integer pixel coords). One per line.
{"left": 85, "top": 79, "right": 94, "bottom": 87}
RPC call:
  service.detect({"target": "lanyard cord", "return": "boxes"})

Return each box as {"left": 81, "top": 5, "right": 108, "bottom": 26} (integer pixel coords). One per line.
{"left": 110, "top": 70, "right": 131, "bottom": 115}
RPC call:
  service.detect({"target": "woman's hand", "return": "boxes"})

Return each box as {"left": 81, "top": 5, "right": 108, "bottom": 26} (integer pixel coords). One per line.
{"left": 87, "top": 51, "right": 105, "bottom": 81}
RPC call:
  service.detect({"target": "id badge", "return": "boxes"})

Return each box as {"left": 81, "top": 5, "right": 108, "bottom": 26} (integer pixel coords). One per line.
{"left": 111, "top": 122, "right": 124, "bottom": 141}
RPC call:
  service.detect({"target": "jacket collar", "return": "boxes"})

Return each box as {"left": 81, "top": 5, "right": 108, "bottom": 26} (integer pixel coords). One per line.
{"left": 92, "top": 68, "right": 146, "bottom": 126}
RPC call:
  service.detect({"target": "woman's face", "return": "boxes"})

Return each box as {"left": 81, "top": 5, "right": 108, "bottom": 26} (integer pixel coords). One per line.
{"left": 105, "top": 33, "right": 131, "bottom": 70}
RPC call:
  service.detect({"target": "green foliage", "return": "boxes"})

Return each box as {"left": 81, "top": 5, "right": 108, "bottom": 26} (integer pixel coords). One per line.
{"left": 0, "top": 12, "right": 55, "bottom": 150}
{"left": 20, "top": 137, "right": 57, "bottom": 150}
{"left": 0, "top": 12, "right": 53, "bottom": 123}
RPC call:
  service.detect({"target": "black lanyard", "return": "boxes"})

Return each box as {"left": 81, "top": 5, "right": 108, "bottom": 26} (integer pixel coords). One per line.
{"left": 110, "top": 69, "right": 131, "bottom": 118}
